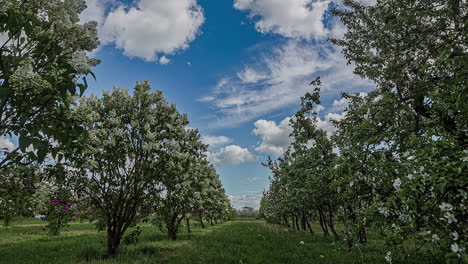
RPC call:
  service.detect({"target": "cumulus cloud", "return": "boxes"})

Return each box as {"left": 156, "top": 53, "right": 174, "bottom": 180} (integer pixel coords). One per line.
{"left": 251, "top": 108, "right": 347, "bottom": 155}
{"left": 316, "top": 112, "right": 345, "bottom": 135}
{"left": 201, "top": 135, "right": 233, "bottom": 148}
{"left": 80, "top": 0, "right": 111, "bottom": 26}
{"left": 234, "top": 0, "right": 331, "bottom": 39}
{"left": 202, "top": 41, "right": 372, "bottom": 127}
{"left": 0, "top": 137, "right": 15, "bottom": 152}
{"left": 159, "top": 56, "right": 171, "bottom": 65}
{"left": 228, "top": 192, "right": 262, "bottom": 209}
{"left": 331, "top": 97, "right": 349, "bottom": 112}
{"left": 207, "top": 145, "right": 255, "bottom": 167}
{"left": 252, "top": 117, "right": 293, "bottom": 156}
{"left": 100, "top": 0, "right": 204, "bottom": 61}
{"left": 234, "top": 0, "right": 377, "bottom": 40}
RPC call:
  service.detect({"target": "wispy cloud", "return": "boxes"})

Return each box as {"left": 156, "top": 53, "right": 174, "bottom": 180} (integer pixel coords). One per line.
{"left": 201, "top": 135, "right": 233, "bottom": 148}
{"left": 202, "top": 41, "right": 372, "bottom": 128}
{"left": 228, "top": 192, "right": 263, "bottom": 209}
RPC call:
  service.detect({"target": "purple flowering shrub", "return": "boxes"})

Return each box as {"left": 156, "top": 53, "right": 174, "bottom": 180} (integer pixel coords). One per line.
{"left": 42, "top": 198, "right": 75, "bottom": 236}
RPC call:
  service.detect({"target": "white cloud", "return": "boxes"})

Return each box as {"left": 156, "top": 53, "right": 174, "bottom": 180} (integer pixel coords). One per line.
{"left": 247, "top": 176, "right": 263, "bottom": 182}
{"left": 201, "top": 135, "right": 232, "bottom": 148}
{"left": 316, "top": 112, "right": 345, "bottom": 135}
{"left": 252, "top": 117, "right": 293, "bottom": 156}
{"left": 101, "top": 0, "right": 204, "bottom": 61}
{"left": 0, "top": 137, "right": 15, "bottom": 152}
{"left": 202, "top": 41, "right": 372, "bottom": 127}
{"left": 0, "top": 32, "right": 11, "bottom": 47}
{"left": 228, "top": 192, "right": 262, "bottom": 209}
{"left": 80, "top": 0, "right": 111, "bottom": 26}
{"left": 237, "top": 67, "right": 267, "bottom": 83}
{"left": 234, "top": 0, "right": 331, "bottom": 39}
{"left": 331, "top": 97, "right": 348, "bottom": 112}
{"left": 251, "top": 109, "right": 346, "bottom": 155}
{"left": 207, "top": 145, "right": 255, "bottom": 167}
{"left": 159, "top": 56, "right": 171, "bottom": 65}
{"left": 234, "top": 0, "right": 377, "bottom": 40}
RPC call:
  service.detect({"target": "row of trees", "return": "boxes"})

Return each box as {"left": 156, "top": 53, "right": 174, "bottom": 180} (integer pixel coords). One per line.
{"left": 0, "top": 0, "right": 233, "bottom": 257}
{"left": 260, "top": 0, "right": 466, "bottom": 262}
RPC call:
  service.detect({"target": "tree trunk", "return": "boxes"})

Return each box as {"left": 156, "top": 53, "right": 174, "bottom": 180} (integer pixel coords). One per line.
{"left": 214, "top": 218, "right": 218, "bottom": 225}
{"left": 167, "top": 221, "right": 178, "bottom": 240}
{"left": 3, "top": 215, "right": 12, "bottom": 227}
{"left": 186, "top": 218, "right": 191, "bottom": 233}
{"left": 283, "top": 216, "right": 290, "bottom": 227}
{"left": 210, "top": 217, "right": 213, "bottom": 226}
{"left": 107, "top": 228, "right": 122, "bottom": 257}
{"left": 301, "top": 214, "right": 307, "bottom": 231}
{"left": 305, "top": 217, "right": 314, "bottom": 234}
{"left": 318, "top": 210, "right": 329, "bottom": 237}
{"left": 199, "top": 213, "right": 205, "bottom": 229}
{"left": 327, "top": 207, "right": 340, "bottom": 240}
{"left": 358, "top": 225, "right": 368, "bottom": 244}
{"left": 343, "top": 207, "right": 352, "bottom": 248}
{"left": 294, "top": 215, "right": 299, "bottom": 230}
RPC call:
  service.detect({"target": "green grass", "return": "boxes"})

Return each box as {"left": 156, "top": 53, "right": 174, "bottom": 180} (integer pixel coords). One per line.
{"left": 0, "top": 218, "right": 439, "bottom": 264}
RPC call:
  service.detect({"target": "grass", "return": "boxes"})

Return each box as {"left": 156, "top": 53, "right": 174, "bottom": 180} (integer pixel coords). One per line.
{"left": 0, "top": 218, "right": 440, "bottom": 264}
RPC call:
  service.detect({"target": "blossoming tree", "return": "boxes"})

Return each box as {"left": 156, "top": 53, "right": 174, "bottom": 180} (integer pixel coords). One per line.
{"left": 70, "top": 81, "right": 186, "bottom": 256}
{"left": 0, "top": 0, "right": 99, "bottom": 169}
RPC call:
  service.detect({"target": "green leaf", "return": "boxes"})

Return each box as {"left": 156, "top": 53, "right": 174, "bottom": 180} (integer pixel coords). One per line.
{"left": 36, "top": 145, "right": 48, "bottom": 163}
{"left": 77, "top": 83, "right": 86, "bottom": 96}
{"left": 89, "top": 71, "right": 96, "bottom": 80}
{"left": 18, "top": 136, "right": 30, "bottom": 152}
{"left": 0, "top": 86, "right": 11, "bottom": 98}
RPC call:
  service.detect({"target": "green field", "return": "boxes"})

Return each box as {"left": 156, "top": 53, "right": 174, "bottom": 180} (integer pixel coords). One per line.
{"left": 0, "top": 218, "right": 437, "bottom": 264}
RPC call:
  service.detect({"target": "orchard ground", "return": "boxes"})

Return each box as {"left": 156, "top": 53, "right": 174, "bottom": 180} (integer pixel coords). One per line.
{"left": 0, "top": 218, "right": 439, "bottom": 264}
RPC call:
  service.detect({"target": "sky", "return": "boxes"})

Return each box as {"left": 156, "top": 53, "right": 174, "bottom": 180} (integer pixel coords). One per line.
{"left": 2, "top": 0, "right": 376, "bottom": 209}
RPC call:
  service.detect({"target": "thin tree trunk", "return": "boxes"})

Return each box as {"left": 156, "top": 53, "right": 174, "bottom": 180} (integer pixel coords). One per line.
{"left": 199, "top": 212, "right": 205, "bottom": 229}
{"left": 301, "top": 214, "right": 306, "bottom": 231}
{"left": 305, "top": 217, "right": 314, "bottom": 234}
{"left": 358, "top": 224, "right": 368, "bottom": 244}
{"left": 186, "top": 218, "right": 191, "bottom": 233}
{"left": 318, "top": 210, "right": 329, "bottom": 237}
{"left": 327, "top": 207, "right": 340, "bottom": 240}
{"left": 343, "top": 207, "right": 352, "bottom": 248}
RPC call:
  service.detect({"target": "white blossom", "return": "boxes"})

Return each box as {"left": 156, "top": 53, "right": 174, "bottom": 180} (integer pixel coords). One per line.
{"left": 439, "top": 202, "right": 453, "bottom": 211}
{"left": 385, "top": 251, "right": 392, "bottom": 263}
{"left": 69, "top": 50, "right": 90, "bottom": 74}
{"left": 378, "top": 207, "right": 389, "bottom": 217}
{"left": 393, "top": 178, "right": 401, "bottom": 191}
{"left": 451, "top": 243, "right": 459, "bottom": 252}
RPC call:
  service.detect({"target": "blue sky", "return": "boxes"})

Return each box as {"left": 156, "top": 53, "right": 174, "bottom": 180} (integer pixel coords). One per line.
{"left": 71, "top": 0, "right": 375, "bottom": 208}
